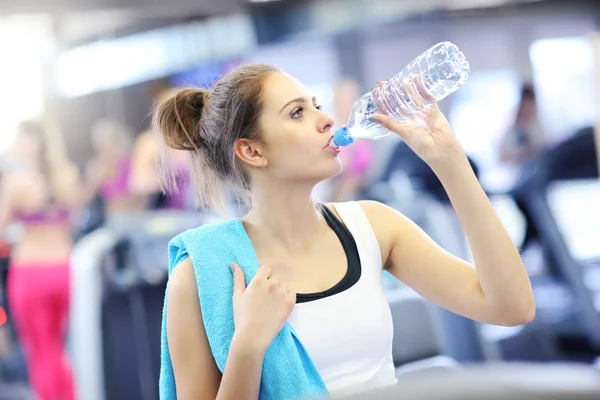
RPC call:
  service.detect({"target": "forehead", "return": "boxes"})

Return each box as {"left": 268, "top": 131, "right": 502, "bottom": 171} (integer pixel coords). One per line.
{"left": 261, "top": 71, "right": 312, "bottom": 112}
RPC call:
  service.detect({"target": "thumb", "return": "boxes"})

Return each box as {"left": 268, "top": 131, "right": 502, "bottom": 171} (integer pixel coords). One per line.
{"left": 230, "top": 262, "right": 246, "bottom": 298}
{"left": 371, "top": 113, "right": 411, "bottom": 141}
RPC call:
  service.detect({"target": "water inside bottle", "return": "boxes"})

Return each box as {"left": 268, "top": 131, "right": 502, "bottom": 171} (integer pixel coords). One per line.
{"left": 331, "top": 41, "right": 469, "bottom": 147}
{"left": 374, "top": 42, "right": 469, "bottom": 123}
{"left": 339, "top": 92, "right": 390, "bottom": 143}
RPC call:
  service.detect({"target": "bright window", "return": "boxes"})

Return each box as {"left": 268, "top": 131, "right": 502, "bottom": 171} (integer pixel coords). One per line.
{"left": 529, "top": 37, "right": 596, "bottom": 142}
{"left": 449, "top": 70, "right": 521, "bottom": 192}
{"left": 0, "top": 16, "right": 51, "bottom": 156}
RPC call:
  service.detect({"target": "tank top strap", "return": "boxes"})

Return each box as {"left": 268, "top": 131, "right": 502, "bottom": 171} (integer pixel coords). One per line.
{"left": 329, "top": 201, "right": 382, "bottom": 275}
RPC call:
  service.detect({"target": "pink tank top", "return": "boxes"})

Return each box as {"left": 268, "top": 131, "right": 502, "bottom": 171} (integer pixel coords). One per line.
{"left": 15, "top": 207, "right": 71, "bottom": 225}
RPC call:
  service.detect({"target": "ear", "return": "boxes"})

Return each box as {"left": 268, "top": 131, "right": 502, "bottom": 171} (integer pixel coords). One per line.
{"left": 234, "top": 138, "right": 268, "bottom": 169}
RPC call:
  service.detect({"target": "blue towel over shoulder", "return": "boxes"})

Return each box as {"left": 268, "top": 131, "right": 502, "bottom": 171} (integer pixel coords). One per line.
{"left": 159, "top": 218, "right": 328, "bottom": 400}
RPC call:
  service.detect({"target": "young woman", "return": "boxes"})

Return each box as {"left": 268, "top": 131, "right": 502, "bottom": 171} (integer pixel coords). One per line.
{"left": 157, "top": 64, "right": 535, "bottom": 399}
{"left": 0, "top": 121, "right": 79, "bottom": 400}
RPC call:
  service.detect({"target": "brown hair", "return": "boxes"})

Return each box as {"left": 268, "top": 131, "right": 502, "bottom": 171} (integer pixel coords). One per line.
{"left": 152, "top": 63, "right": 279, "bottom": 213}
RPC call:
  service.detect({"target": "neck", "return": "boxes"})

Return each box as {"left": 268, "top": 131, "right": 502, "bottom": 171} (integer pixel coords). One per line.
{"left": 244, "top": 179, "right": 324, "bottom": 250}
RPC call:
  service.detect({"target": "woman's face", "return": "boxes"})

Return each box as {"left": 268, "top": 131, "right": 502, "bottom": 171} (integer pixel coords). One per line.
{"left": 253, "top": 72, "right": 342, "bottom": 184}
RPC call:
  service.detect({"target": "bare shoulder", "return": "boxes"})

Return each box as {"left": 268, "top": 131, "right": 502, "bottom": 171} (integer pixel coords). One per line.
{"left": 168, "top": 258, "right": 198, "bottom": 298}
{"left": 325, "top": 200, "right": 401, "bottom": 229}
{"left": 167, "top": 258, "right": 200, "bottom": 318}
{"left": 166, "top": 257, "right": 201, "bottom": 342}
{"left": 167, "top": 257, "right": 221, "bottom": 399}
{"left": 355, "top": 199, "right": 388, "bottom": 215}
{"left": 354, "top": 200, "right": 414, "bottom": 266}
{"left": 355, "top": 200, "right": 407, "bottom": 228}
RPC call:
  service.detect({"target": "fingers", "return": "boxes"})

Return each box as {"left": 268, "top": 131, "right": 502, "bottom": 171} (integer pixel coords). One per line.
{"left": 371, "top": 113, "right": 412, "bottom": 142}
{"left": 371, "top": 81, "right": 385, "bottom": 91}
{"left": 264, "top": 274, "right": 281, "bottom": 292}
{"left": 233, "top": 262, "right": 294, "bottom": 294}
{"left": 411, "top": 75, "right": 435, "bottom": 107}
{"left": 231, "top": 262, "right": 246, "bottom": 297}
{"left": 255, "top": 264, "right": 272, "bottom": 280}
{"left": 268, "top": 277, "right": 281, "bottom": 287}
{"left": 426, "top": 103, "right": 442, "bottom": 124}
{"left": 267, "top": 276, "right": 296, "bottom": 308}
{"left": 403, "top": 77, "right": 427, "bottom": 111}
{"left": 286, "top": 287, "right": 296, "bottom": 300}
{"left": 373, "top": 114, "right": 414, "bottom": 141}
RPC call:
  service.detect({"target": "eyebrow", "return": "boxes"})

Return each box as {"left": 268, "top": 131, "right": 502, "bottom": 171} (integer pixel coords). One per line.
{"left": 279, "top": 96, "right": 317, "bottom": 113}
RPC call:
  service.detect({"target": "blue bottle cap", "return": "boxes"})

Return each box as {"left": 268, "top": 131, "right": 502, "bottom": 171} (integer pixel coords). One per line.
{"left": 332, "top": 126, "right": 354, "bottom": 148}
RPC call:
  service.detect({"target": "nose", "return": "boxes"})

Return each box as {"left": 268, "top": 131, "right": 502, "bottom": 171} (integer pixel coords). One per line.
{"left": 317, "top": 112, "right": 334, "bottom": 133}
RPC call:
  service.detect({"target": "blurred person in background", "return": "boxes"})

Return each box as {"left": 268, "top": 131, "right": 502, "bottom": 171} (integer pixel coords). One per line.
{"left": 329, "top": 79, "right": 374, "bottom": 202}
{"left": 85, "top": 118, "right": 139, "bottom": 216}
{"left": 499, "top": 84, "right": 548, "bottom": 253}
{"left": 0, "top": 120, "right": 78, "bottom": 400}
{"left": 130, "top": 90, "right": 191, "bottom": 210}
{"left": 499, "top": 83, "right": 547, "bottom": 167}
{"left": 130, "top": 130, "right": 191, "bottom": 210}
{"left": 158, "top": 64, "right": 534, "bottom": 399}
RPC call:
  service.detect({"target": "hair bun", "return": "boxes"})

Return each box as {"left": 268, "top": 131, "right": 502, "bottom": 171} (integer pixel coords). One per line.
{"left": 154, "top": 88, "right": 209, "bottom": 152}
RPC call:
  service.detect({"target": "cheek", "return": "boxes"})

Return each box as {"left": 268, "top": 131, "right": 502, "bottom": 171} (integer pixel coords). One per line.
{"left": 268, "top": 140, "right": 307, "bottom": 168}
{"left": 267, "top": 128, "right": 314, "bottom": 158}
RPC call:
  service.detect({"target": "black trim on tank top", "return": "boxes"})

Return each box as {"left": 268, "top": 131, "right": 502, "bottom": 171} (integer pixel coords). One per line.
{"left": 295, "top": 204, "right": 362, "bottom": 303}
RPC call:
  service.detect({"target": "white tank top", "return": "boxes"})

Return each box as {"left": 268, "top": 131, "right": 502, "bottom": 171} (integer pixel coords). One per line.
{"left": 287, "top": 201, "right": 397, "bottom": 397}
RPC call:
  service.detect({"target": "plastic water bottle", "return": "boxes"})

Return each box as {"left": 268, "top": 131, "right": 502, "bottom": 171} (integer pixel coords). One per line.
{"left": 330, "top": 42, "right": 470, "bottom": 148}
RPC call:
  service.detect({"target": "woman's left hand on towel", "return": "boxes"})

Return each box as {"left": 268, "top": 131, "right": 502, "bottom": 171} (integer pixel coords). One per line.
{"left": 230, "top": 262, "right": 296, "bottom": 352}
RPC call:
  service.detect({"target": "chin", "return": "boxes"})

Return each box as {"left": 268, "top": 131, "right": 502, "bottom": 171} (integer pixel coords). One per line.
{"left": 289, "top": 158, "right": 343, "bottom": 184}
{"left": 318, "top": 160, "right": 344, "bottom": 181}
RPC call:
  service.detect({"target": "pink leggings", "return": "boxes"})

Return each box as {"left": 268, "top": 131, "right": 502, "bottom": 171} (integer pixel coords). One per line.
{"left": 8, "top": 263, "right": 74, "bottom": 400}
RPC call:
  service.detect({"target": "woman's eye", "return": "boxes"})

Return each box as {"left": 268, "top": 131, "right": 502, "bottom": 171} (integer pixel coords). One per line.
{"left": 291, "top": 104, "right": 322, "bottom": 119}
{"left": 291, "top": 107, "right": 304, "bottom": 119}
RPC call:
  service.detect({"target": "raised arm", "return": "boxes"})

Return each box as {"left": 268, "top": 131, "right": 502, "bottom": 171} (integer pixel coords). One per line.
{"left": 367, "top": 103, "right": 535, "bottom": 327}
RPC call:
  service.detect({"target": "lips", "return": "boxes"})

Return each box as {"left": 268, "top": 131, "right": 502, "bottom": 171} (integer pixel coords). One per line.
{"left": 324, "top": 136, "right": 340, "bottom": 154}
{"left": 324, "top": 136, "right": 337, "bottom": 149}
